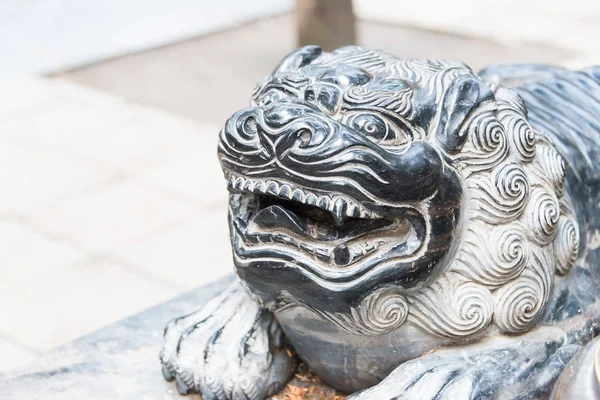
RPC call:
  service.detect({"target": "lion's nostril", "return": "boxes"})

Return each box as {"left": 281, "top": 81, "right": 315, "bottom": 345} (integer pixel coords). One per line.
{"left": 295, "top": 129, "right": 314, "bottom": 149}
{"left": 243, "top": 117, "right": 258, "bottom": 135}
{"left": 299, "top": 130, "right": 311, "bottom": 144}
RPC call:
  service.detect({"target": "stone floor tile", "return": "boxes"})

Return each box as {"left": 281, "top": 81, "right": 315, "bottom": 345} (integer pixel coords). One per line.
{"left": 0, "top": 99, "right": 128, "bottom": 151}
{"left": 31, "top": 180, "right": 197, "bottom": 253}
{"left": 0, "top": 78, "right": 210, "bottom": 175}
{"left": 117, "top": 205, "right": 232, "bottom": 290}
{"left": 0, "top": 78, "right": 121, "bottom": 117}
{"left": 0, "top": 339, "right": 39, "bottom": 372}
{"left": 60, "top": 108, "right": 207, "bottom": 172}
{"left": 0, "top": 258, "right": 178, "bottom": 353}
{"left": 137, "top": 131, "right": 227, "bottom": 206}
{"left": 0, "top": 220, "right": 83, "bottom": 291}
{"left": 50, "top": 79, "right": 126, "bottom": 107}
{"left": 0, "top": 141, "right": 114, "bottom": 215}
{"left": 0, "top": 78, "right": 67, "bottom": 118}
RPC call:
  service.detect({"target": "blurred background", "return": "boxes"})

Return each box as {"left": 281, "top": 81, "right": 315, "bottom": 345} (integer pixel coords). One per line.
{"left": 0, "top": 0, "right": 598, "bottom": 373}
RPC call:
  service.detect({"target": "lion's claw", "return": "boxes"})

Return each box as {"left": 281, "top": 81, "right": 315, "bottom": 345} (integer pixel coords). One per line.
{"left": 349, "top": 337, "right": 581, "bottom": 400}
{"left": 160, "top": 283, "right": 297, "bottom": 399}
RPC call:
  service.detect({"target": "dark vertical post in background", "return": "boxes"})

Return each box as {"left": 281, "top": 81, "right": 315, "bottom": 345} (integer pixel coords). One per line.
{"left": 296, "top": 0, "right": 356, "bottom": 51}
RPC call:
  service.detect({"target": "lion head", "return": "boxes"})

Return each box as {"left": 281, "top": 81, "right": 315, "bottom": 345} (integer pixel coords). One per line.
{"left": 217, "top": 46, "right": 580, "bottom": 340}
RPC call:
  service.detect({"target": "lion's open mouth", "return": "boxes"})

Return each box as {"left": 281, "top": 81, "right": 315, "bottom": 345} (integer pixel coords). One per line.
{"left": 226, "top": 173, "right": 422, "bottom": 268}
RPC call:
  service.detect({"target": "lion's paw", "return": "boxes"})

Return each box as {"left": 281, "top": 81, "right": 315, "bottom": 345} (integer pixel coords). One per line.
{"left": 348, "top": 338, "right": 581, "bottom": 400}
{"left": 348, "top": 356, "right": 481, "bottom": 400}
{"left": 160, "top": 283, "right": 298, "bottom": 399}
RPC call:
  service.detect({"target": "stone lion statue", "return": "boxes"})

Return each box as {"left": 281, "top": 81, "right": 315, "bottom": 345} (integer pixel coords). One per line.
{"left": 159, "top": 46, "right": 600, "bottom": 399}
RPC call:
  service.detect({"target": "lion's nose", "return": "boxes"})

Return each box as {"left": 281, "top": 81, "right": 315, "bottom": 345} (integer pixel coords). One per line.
{"left": 240, "top": 115, "right": 259, "bottom": 138}
{"left": 219, "top": 107, "right": 272, "bottom": 160}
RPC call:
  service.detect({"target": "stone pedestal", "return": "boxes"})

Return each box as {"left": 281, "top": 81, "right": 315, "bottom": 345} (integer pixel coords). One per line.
{"left": 0, "top": 277, "right": 233, "bottom": 399}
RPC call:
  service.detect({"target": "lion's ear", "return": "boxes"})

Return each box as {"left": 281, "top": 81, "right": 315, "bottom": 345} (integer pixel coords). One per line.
{"left": 436, "top": 74, "right": 494, "bottom": 154}
{"left": 273, "top": 46, "right": 322, "bottom": 75}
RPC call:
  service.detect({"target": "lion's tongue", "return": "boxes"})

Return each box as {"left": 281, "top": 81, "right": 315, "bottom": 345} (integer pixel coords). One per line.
{"left": 253, "top": 205, "right": 340, "bottom": 240}
{"left": 253, "top": 205, "right": 308, "bottom": 237}
{"left": 252, "top": 204, "right": 392, "bottom": 241}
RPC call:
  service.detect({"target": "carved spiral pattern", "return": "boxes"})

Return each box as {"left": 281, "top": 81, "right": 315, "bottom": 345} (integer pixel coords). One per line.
{"left": 355, "top": 289, "right": 409, "bottom": 334}
{"left": 535, "top": 144, "right": 566, "bottom": 197}
{"left": 454, "top": 223, "right": 530, "bottom": 287}
{"left": 496, "top": 227, "right": 529, "bottom": 273}
{"left": 408, "top": 278, "right": 493, "bottom": 338}
{"left": 344, "top": 86, "right": 370, "bottom": 100}
{"left": 471, "top": 162, "right": 530, "bottom": 223}
{"left": 526, "top": 187, "right": 560, "bottom": 245}
{"left": 554, "top": 215, "right": 579, "bottom": 275}
{"left": 456, "top": 111, "right": 508, "bottom": 173}
{"left": 496, "top": 163, "right": 530, "bottom": 202}
{"left": 494, "top": 277, "right": 544, "bottom": 333}
{"left": 504, "top": 114, "right": 536, "bottom": 162}
{"left": 495, "top": 87, "right": 536, "bottom": 162}
{"left": 493, "top": 253, "right": 552, "bottom": 334}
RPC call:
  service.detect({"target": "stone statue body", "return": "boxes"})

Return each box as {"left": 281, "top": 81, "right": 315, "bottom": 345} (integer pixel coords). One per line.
{"left": 160, "top": 46, "right": 600, "bottom": 399}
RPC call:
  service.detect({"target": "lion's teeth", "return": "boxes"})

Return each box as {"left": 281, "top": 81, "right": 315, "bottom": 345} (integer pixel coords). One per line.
{"left": 318, "top": 196, "right": 330, "bottom": 210}
{"left": 360, "top": 209, "right": 372, "bottom": 218}
{"left": 327, "top": 197, "right": 336, "bottom": 213}
{"left": 226, "top": 175, "right": 382, "bottom": 220}
{"left": 279, "top": 184, "right": 292, "bottom": 199}
{"left": 236, "top": 176, "right": 246, "bottom": 189}
{"left": 300, "top": 243, "right": 312, "bottom": 253}
{"left": 332, "top": 197, "right": 346, "bottom": 225}
{"left": 315, "top": 248, "right": 329, "bottom": 261}
{"left": 305, "top": 193, "right": 318, "bottom": 206}
{"left": 345, "top": 200, "right": 360, "bottom": 218}
{"left": 266, "top": 181, "right": 279, "bottom": 195}
{"left": 292, "top": 189, "right": 305, "bottom": 203}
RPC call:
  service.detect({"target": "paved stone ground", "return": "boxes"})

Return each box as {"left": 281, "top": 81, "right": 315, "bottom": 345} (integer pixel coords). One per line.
{"left": 1, "top": 11, "right": 597, "bottom": 373}
{"left": 0, "top": 78, "right": 230, "bottom": 371}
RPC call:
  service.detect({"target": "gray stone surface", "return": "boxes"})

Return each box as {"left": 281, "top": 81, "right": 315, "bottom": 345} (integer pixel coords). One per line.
{"left": 0, "top": 275, "right": 234, "bottom": 400}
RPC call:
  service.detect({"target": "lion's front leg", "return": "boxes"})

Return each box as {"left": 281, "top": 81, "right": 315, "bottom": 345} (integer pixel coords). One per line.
{"left": 160, "top": 282, "right": 298, "bottom": 399}
{"left": 348, "top": 333, "right": 582, "bottom": 400}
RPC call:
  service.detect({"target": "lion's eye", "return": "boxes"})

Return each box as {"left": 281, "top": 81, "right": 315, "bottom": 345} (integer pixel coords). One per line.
{"left": 346, "top": 113, "right": 410, "bottom": 146}
{"left": 347, "top": 113, "right": 409, "bottom": 147}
